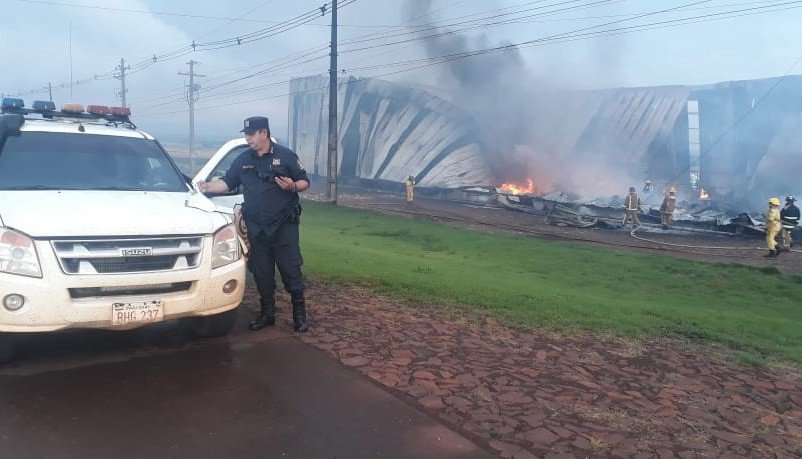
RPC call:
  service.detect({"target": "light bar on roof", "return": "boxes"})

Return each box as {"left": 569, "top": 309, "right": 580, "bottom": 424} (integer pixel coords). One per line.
{"left": 32, "top": 100, "right": 56, "bottom": 111}
{"left": 110, "top": 106, "right": 131, "bottom": 117}
{"left": 2, "top": 98, "right": 24, "bottom": 109}
{"left": 61, "top": 103, "right": 85, "bottom": 114}
{"left": 87, "top": 105, "right": 111, "bottom": 116}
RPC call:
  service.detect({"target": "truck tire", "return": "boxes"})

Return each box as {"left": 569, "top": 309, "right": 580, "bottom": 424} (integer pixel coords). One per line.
{"left": 0, "top": 333, "right": 16, "bottom": 365}
{"left": 193, "top": 307, "right": 238, "bottom": 338}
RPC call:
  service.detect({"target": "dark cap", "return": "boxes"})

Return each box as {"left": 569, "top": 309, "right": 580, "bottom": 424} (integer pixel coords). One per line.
{"left": 240, "top": 116, "right": 270, "bottom": 134}
{"left": 629, "top": 187, "right": 636, "bottom": 192}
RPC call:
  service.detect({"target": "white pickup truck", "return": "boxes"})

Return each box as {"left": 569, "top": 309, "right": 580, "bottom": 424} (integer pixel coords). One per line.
{"left": 0, "top": 100, "right": 247, "bottom": 363}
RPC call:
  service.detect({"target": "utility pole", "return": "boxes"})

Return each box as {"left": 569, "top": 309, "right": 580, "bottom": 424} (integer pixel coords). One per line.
{"left": 48, "top": 82, "right": 53, "bottom": 102}
{"left": 179, "top": 60, "right": 205, "bottom": 174}
{"left": 114, "top": 58, "right": 130, "bottom": 107}
{"left": 326, "top": 0, "right": 339, "bottom": 203}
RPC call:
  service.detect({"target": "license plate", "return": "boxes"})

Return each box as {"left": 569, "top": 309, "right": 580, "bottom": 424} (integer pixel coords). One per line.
{"left": 111, "top": 300, "right": 163, "bottom": 326}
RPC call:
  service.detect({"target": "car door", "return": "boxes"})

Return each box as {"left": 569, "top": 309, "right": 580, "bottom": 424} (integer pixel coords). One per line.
{"left": 193, "top": 139, "right": 249, "bottom": 216}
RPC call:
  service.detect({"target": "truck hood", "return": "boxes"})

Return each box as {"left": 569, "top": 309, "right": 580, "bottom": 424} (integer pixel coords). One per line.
{"left": 0, "top": 191, "right": 228, "bottom": 238}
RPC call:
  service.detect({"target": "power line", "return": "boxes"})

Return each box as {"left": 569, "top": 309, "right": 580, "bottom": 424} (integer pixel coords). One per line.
{"left": 341, "top": 0, "right": 798, "bottom": 73}
{"left": 132, "top": 0, "right": 599, "bottom": 107}
{"left": 15, "top": 0, "right": 319, "bottom": 24}
{"left": 9, "top": 1, "right": 352, "bottom": 98}
{"left": 136, "top": 0, "right": 802, "bottom": 117}
{"left": 14, "top": 0, "right": 404, "bottom": 27}
{"left": 339, "top": 0, "right": 612, "bottom": 46}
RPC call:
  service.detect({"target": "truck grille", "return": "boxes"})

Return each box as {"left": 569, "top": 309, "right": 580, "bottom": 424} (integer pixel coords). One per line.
{"left": 51, "top": 237, "right": 203, "bottom": 275}
{"left": 69, "top": 282, "right": 194, "bottom": 299}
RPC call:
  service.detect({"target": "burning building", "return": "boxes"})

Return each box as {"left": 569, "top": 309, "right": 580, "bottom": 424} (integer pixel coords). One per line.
{"left": 289, "top": 73, "right": 802, "bottom": 214}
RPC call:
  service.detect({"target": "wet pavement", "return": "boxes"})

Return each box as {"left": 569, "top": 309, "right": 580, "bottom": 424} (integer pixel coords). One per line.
{"left": 0, "top": 312, "right": 490, "bottom": 459}
{"left": 4, "top": 283, "right": 801, "bottom": 458}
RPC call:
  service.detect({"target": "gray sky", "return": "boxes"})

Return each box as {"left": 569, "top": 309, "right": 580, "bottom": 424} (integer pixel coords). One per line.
{"left": 2, "top": 0, "right": 802, "bottom": 142}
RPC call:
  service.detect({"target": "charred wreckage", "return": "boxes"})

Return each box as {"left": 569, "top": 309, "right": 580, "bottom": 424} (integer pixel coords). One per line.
{"left": 287, "top": 74, "right": 802, "bottom": 240}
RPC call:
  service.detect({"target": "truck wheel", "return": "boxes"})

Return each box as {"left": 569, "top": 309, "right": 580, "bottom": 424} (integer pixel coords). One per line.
{"left": 193, "top": 307, "right": 238, "bottom": 338}
{"left": 0, "top": 333, "right": 16, "bottom": 365}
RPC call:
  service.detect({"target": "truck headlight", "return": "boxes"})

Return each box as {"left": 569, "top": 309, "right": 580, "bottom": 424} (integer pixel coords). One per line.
{"left": 212, "top": 224, "right": 240, "bottom": 269}
{"left": 0, "top": 228, "right": 42, "bottom": 278}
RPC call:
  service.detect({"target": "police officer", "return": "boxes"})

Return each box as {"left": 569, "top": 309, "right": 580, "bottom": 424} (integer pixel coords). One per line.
{"left": 197, "top": 116, "right": 310, "bottom": 332}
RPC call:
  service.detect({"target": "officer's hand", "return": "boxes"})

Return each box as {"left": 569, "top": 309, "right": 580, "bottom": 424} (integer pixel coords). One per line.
{"left": 195, "top": 180, "right": 207, "bottom": 192}
{"left": 275, "top": 176, "right": 294, "bottom": 191}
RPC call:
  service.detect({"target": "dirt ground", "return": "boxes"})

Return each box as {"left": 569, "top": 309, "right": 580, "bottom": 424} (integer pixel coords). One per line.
{"left": 294, "top": 188, "right": 802, "bottom": 457}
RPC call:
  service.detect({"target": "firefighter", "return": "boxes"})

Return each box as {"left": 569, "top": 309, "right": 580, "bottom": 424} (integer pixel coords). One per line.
{"left": 765, "top": 197, "right": 782, "bottom": 257}
{"left": 780, "top": 195, "right": 800, "bottom": 251}
{"left": 404, "top": 175, "right": 416, "bottom": 204}
{"left": 660, "top": 187, "right": 677, "bottom": 229}
{"left": 622, "top": 186, "right": 641, "bottom": 228}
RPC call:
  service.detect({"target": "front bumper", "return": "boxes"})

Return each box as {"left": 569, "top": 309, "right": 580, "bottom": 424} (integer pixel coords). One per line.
{"left": 0, "top": 238, "right": 246, "bottom": 333}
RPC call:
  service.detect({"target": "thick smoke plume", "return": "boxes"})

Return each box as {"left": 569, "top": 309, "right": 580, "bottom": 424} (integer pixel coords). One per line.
{"left": 402, "top": 0, "right": 637, "bottom": 196}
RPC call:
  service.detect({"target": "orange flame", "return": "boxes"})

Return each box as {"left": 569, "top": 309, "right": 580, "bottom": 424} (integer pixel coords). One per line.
{"left": 699, "top": 188, "right": 710, "bottom": 200}
{"left": 500, "top": 179, "right": 535, "bottom": 195}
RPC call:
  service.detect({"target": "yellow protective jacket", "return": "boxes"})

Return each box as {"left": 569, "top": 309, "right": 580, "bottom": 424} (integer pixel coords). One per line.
{"left": 660, "top": 195, "right": 676, "bottom": 214}
{"left": 623, "top": 193, "right": 640, "bottom": 211}
{"left": 765, "top": 207, "right": 782, "bottom": 232}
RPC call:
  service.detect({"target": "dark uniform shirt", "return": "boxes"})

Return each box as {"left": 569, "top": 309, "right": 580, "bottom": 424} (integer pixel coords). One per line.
{"left": 781, "top": 204, "right": 800, "bottom": 228}
{"left": 221, "top": 142, "right": 309, "bottom": 239}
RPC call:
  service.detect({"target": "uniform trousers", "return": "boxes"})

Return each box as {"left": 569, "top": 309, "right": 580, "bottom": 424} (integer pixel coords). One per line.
{"left": 781, "top": 226, "right": 794, "bottom": 249}
{"left": 247, "top": 221, "right": 305, "bottom": 301}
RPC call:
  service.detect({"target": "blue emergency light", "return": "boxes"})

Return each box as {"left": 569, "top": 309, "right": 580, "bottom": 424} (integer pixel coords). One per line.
{"left": 32, "top": 100, "right": 56, "bottom": 112}
{"left": 1, "top": 98, "right": 24, "bottom": 110}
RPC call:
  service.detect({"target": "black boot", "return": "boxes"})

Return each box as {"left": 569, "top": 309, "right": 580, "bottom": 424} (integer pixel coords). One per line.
{"left": 765, "top": 249, "right": 777, "bottom": 258}
{"left": 290, "top": 291, "right": 309, "bottom": 333}
{"left": 249, "top": 297, "right": 276, "bottom": 331}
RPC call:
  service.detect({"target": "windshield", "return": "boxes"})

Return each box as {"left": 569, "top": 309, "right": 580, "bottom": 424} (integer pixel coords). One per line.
{"left": 0, "top": 131, "right": 189, "bottom": 192}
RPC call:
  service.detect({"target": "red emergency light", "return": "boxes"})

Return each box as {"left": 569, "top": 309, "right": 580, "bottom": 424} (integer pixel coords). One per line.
{"left": 111, "top": 106, "right": 131, "bottom": 117}
{"left": 87, "top": 105, "right": 111, "bottom": 116}
{"left": 61, "top": 103, "right": 85, "bottom": 114}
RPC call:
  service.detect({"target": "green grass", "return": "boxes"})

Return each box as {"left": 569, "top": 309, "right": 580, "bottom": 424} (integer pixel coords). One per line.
{"left": 298, "top": 201, "right": 802, "bottom": 364}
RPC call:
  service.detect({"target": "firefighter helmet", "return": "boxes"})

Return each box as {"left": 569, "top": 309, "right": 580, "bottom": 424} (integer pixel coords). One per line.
{"left": 769, "top": 197, "right": 781, "bottom": 207}
{"left": 786, "top": 195, "right": 796, "bottom": 203}
{"left": 629, "top": 186, "right": 636, "bottom": 192}
{"left": 668, "top": 186, "right": 676, "bottom": 193}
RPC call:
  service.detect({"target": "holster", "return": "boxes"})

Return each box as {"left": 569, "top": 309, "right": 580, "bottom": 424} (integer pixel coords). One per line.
{"left": 287, "top": 202, "right": 302, "bottom": 224}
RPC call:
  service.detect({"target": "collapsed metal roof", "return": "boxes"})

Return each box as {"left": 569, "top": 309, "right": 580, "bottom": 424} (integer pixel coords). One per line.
{"left": 289, "top": 74, "right": 802, "bottom": 211}
{"left": 288, "top": 75, "right": 494, "bottom": 189}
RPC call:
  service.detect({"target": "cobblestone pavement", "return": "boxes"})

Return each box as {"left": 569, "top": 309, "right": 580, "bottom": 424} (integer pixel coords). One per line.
{"left": 260, "top": 283, "right": 802, "bottom": 458}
